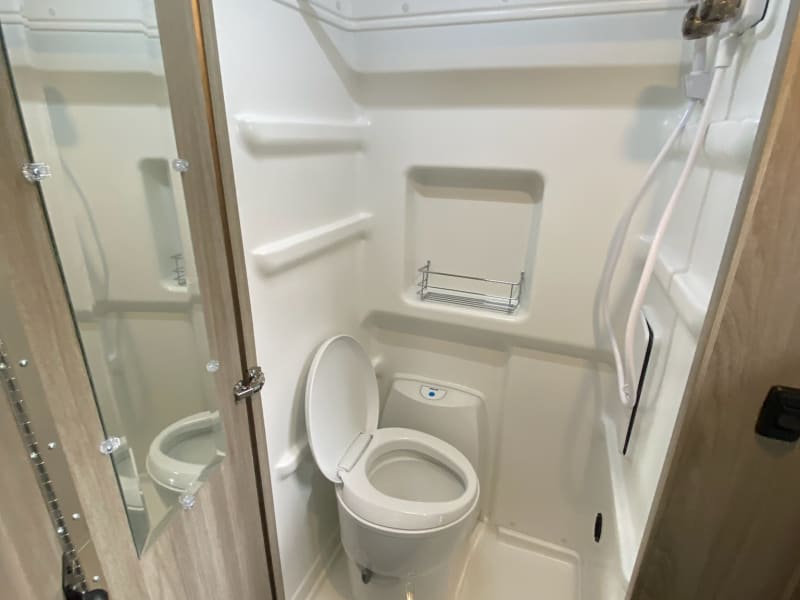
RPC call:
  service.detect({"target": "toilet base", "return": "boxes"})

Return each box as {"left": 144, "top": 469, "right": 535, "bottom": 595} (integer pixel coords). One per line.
{"left": 345, "top": 555, "right": 452, "bottom": 600}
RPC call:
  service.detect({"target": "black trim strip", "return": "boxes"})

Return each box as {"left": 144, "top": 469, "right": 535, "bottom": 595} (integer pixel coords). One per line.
{"left": 623, "top": 317, "right": 654, "bottom": 455}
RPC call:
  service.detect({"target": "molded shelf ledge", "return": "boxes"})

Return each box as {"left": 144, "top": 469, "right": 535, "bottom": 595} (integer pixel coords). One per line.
{"left": 274, "top": 0, "right": 686, "bottom": 31}
{"left": 668, "top": 117, "right": 760, "bottom": 169}
{"left": 639, "top": 236, "right": 709, "bottom": 336}
{"left": 236, "top": 115, "right": 370, "bottom": 153}
{"left": 274, "top": 439, "right": 310, "bottom": 479}
{"left": 252, "top": 212, "right": 373, "bottom": 275}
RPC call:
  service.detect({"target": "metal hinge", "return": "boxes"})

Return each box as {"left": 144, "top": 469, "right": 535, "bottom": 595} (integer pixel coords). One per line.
{"left": 233, "top": 366, "right": 265, "bottom": 401}
{"left": 21, "top": 162, "right": 51, "bottom": 183}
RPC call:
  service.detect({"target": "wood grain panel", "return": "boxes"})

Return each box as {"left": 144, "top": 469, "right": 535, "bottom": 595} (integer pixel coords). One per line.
{"left": 0, "top": 413, "right": 62, "bottom": 600}
{"left": 629, "top": 9, "right": 800, "bottom": 600}
{"left": 148, "top": 1, "right": 272, "bottom": 598}
{"left": 0, "top": 41, "right": 151, "bottom": 599}
{"left": 192, "top": 0, "right": 286, "bottom": 596}
{"left": 0, "top": 289, "right": 62, "bottom": 600}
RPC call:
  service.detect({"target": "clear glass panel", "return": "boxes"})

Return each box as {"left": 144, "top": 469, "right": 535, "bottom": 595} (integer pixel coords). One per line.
{"left": 1, "top": 0, "right": 226, "bottom": 553}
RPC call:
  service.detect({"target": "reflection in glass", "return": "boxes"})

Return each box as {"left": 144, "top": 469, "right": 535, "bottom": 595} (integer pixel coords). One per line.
{"left": 1, "top": 0, "right": 226, "bottom": 553}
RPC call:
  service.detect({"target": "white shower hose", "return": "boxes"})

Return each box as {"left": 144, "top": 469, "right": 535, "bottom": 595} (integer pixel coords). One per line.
{"left": 602, "top": 33, "right": 740, "bottom": 407}
{"left": 599, "top": 103, "right": 695, "bottom": 407}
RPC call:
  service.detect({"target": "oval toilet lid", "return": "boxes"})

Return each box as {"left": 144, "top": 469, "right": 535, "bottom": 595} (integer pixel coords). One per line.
{"left": 305, "top": 335, "right": 379, "bottom": 483}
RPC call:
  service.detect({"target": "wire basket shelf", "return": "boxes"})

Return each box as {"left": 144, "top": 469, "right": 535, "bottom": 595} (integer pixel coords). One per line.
{"left": 417, "top": 261, "right": 524, "bottom": 314}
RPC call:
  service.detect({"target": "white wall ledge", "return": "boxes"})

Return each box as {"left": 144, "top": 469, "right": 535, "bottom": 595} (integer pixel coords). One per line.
{"left": 666, "top": 117, "right": 761, "bottom": 170}
{"left": 236, "top": 115, "right": 369, "bottom": 154}
{"left": 252, "top": 212, "right": 373, "bottom": 275}
{"left": 274, "top": 0, "right": 686, "bottom": 31}
{"left": 640, "top": 236, "right": 708, "bottom": 336}
{"left": 274, "top": 439, "right": 311, "bottom": 480}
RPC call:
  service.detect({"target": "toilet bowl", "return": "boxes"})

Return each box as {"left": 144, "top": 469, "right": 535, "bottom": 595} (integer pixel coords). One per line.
{"left": 146, "top": 410, "right": 224, "bottom": 506}
{"left": 305, "top": 335, "right": 480, "bottom": 599}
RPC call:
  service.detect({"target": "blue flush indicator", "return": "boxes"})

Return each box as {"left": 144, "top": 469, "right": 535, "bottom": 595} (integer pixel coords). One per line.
{"left": 419, "top": 385, "right": 447, "bottom": 401}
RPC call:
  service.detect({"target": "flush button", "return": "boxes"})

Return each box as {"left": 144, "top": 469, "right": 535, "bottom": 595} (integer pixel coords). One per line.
{"left": 756, "top": 386, "right": 800, "bottom": 441}
{"left": 420, "top": 385, "right": 447, "bottom": 401}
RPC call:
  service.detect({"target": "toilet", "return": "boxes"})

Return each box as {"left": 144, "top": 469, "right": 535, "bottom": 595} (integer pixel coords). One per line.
{"left": 305, "top": 335, "right": 480, "bottom": 599}
{"left": 146, "top": 410, "right": 225, "bottom": 506}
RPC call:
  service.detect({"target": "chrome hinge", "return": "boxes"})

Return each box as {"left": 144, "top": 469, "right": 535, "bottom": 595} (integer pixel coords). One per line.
{"left": 233, "top": 366, "right": 265, "bottom": 401}
{"left": 22, "top": 162, "right": 51, "bottom": 183}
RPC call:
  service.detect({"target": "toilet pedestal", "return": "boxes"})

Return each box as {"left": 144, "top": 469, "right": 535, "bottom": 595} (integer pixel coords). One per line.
{"left": 337, "top": 487, "right": 478, "bottom": 600}
{"left": 345, "top": 557, "right": 452, "bottom": 600}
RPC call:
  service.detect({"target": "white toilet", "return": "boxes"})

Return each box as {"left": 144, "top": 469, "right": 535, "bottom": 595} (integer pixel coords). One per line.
{"left": 305, "top": 335, "right": 480, "bottom": 599}
{"left": 146, "top": 410, "right": 225, "bottom": 506}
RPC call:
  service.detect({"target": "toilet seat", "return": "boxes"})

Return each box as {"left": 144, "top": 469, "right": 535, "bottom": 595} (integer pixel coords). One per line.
{"left": 146, "top": 411, "right": 223, "bottom": 492}
{"left": 305, "top": 335, "right": 479, "bottom": 532}
{"left": 339, "top": 427, "right": 479, "bottom": 531}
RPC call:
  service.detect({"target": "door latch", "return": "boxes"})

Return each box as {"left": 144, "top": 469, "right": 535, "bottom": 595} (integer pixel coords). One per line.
{"left": 756, "top": 386, "right": 800, "bottom": 441}
{"left": 233, "top": 366, "right": 265, "bottom": 401}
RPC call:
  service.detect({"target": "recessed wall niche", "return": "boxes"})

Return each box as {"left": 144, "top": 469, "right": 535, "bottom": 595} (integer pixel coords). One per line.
{"left": 405, "top": 166, "right": 544, "bottom": 313}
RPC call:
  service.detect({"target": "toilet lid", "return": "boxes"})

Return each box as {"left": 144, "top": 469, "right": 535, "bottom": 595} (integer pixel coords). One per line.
{"left": 306, "top": 335, "right": 379, "bottom": 483}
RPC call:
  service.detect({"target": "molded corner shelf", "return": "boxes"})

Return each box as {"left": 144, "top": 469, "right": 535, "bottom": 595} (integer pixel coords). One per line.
{"left": 640, "top": 236, "right": 709, "bottom": 336}
{"left": 669, "top": 117, "right": 760, "bottom": 169}
{"left": 252, "top": 212, "right": 373, "bottom": 275}
{"left": 274, "top": 439, "right": 310, "bottom": 479}
{"left": 236, "top": 115, "right": 370, "bottom": 153}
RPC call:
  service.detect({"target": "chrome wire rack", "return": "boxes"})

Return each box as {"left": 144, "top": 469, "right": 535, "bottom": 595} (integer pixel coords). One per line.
{"left": 417, "top": 261, "right": 524, "bottom": 314}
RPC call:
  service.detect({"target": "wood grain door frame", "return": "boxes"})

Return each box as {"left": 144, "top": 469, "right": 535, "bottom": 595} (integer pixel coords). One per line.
{"left": 0, "top": 3, "right": 276, "bottom": 598}
{"left": 190, "top": 1, "right": 288, "bottom": 596}
{"left": 629, "top": 4, "right": 800, "bottom": 599}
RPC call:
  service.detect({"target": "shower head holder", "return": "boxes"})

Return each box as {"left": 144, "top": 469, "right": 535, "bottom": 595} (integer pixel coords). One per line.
{"left": 682, "top": 4, "right": 720, "bottom": 39}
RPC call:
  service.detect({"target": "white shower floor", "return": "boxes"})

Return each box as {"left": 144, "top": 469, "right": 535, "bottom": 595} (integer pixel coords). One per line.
{"left": 308, "top": 522, "right": 579, "bottom": 600}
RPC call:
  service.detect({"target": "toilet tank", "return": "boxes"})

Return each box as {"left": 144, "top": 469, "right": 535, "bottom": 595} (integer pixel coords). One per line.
{"left": 380, "top": 377, "right": 485, "bottom": 478}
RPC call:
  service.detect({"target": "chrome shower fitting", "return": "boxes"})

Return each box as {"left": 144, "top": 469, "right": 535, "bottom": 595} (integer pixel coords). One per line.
{"left": 683, "top": 5, "right": 718, "bottom": 39}
{"left": 682, "top": 0, "right": 742, "bottom": 39}
{"left": 699, "top": 0, "right": 742, "bottom": 23}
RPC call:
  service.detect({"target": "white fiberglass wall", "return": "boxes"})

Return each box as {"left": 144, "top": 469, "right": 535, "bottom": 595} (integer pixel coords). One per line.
{"left": 211, "top": 2, "right": 365, "bottom": 596}
{"left": 602, "top": 0, "right": 794, "bottom": 580}
{"left": 211, "top": 0, "right": 792, "bottom": 598}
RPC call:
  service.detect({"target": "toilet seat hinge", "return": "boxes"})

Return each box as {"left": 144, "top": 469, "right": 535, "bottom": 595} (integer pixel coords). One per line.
{"left": 337, "top": 432, "right": 373, "bottom": 475}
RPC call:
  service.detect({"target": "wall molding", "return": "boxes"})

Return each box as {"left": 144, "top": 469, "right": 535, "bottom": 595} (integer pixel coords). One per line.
{"left": 292, "top": 531, "right": 341, "bottom": 600}
{"left": 236, "top": 115, "right": 369, "bottom": 154}
{"left": 273, "top": 439, "right": 311, "bottom": 480}
{"left": 274, "top": 0, "right": 687, "bottom": 32}
{"left": 252, "top": 212, "right": 373, "bottom": 275}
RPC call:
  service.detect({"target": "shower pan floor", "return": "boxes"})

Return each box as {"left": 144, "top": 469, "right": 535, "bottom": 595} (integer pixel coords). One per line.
{"left": 308, "top": 522, "right": 579, "bottom": 600}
